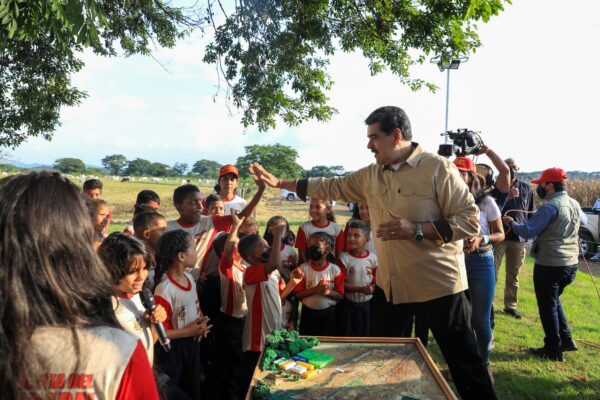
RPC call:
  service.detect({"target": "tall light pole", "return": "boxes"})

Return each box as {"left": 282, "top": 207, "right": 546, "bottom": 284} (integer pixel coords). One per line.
{"left": 430, "top": 56, "right": 469, "bottom": 136}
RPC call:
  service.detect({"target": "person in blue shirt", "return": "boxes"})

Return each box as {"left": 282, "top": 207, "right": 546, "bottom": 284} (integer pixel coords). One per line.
{"left": 503, "top": 168, "right": 584, "bottom": 361}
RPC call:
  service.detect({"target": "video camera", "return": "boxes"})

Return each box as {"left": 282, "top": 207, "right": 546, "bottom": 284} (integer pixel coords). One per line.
{"left": 438, "top": 129, "right": 483, "bottom": 157}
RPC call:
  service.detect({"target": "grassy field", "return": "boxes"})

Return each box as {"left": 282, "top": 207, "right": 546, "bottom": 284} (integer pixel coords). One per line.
{"left": 98, "top": 179, "right": 599, "bottom": 399}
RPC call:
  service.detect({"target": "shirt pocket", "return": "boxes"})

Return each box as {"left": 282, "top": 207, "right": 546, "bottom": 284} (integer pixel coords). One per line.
{"left": 396, "top": 182, "right": 437, "bottom": 221}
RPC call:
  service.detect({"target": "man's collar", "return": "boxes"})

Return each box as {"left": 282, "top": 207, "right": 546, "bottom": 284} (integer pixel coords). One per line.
{"left": 383, "top": 142, "right": 422, "bottom": 171}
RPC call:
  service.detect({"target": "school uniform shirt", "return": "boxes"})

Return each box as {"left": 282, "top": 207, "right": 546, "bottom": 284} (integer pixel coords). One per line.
{"left": 337, "top": 251, "right": 378, "bottom": 303}
{"left": 294, "top": 262, "right": 345, "bottom": 310}
{"left": 219, "top": 247, "right": 248, "bottom": 318}
{"left": 295, "top": 220, "right": 345, "bottom": 257}
{"left": 167, "top": 217, "right": 233, "bottom": 278}
{"left": 154, "top": 272, "right": 202, "bottom": 331}
{"left": 113, "top": 293, "right": 154, "bottom": 364}
{"left": 201, "top": 231, "right": 227, "bottom": 277}
{"left": 243, "top": 264, "right": 283, "bottom": 352}
{"left": 278, "top": 244, "right": 297, "bottom": 325}
{"left": 31, "top": 326, "right": 159, "bottom": 400}
{"left": 223, "top": 195, "right": 247, "bottom": 215}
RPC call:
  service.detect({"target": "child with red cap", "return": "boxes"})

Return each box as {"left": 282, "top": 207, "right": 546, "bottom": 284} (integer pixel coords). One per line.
{"left": 215, "top": 164, "right": 247, "bottom": 215}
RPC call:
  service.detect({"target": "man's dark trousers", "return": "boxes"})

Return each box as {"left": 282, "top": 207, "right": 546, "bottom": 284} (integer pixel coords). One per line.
{"left": 372, "top": 288, "right": 497, "bottom": 400}
{"left": 533, "top": 264, "right": 577, "bottom": 356}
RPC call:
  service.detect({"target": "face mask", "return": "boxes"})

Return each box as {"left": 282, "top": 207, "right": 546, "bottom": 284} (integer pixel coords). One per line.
{"left": 305, "top": 245, "right": 324, "bottom": 262}
{"left": 536, "top": 184, "right": 547, "bottom": 200}
{"left": 260, "top": 248, "right": 272, "bottom": 262}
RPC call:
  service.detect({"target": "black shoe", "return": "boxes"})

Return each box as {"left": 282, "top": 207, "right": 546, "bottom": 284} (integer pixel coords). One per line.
{"left": 529, "top": 346, "right": 564, "bottom": 362}
{"left": 504, "top": 308, "right": 522, "bottom": 319}
{"left": 561, "top": 339, "right": 578, "bottom": 352}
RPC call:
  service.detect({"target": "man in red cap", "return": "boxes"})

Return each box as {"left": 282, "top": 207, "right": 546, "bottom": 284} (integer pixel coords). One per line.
{"left": 503, "top": 168, "right": 584, "bottom": 361}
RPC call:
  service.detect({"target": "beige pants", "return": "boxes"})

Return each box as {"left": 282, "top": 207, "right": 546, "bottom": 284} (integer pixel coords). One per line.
{"left": 494, "top": 241, "right": 526, "bottom": 310}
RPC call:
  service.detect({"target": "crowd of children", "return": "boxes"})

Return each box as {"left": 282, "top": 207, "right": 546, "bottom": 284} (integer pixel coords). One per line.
{"left": 77, "top": 164, "right": 380, "bottom": 399}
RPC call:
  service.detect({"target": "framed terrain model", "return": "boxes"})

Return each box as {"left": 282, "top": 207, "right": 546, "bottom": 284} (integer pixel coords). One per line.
{"left": 247, "top": 336, "right": 457, "bottom": 400}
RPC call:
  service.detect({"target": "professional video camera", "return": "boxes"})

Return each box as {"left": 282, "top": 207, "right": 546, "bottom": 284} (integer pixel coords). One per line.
{"left": 438, "top": 129, "right": 483, "bottom": 157}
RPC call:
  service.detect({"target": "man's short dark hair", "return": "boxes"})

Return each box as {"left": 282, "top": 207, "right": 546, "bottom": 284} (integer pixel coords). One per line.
{"left": 83, "top": 178, "right": 103, "bottom": 192}
{"left": 136, "top": 190, "right": 160, "bottom": 206}
{"left": 364, "top": 106, "right": 412, "bottom": 140}
{"left": 173, "top": 184, "right": 200, "bottom": 205}
{"left": 549, "top": 182, "right": 565, "bottom": 192}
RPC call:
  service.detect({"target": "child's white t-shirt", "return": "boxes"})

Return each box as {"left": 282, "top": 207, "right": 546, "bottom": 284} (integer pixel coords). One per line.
{"left": 113, "top": 293, "right": 154, "bottom": 364}
{"left": 337, "top": 251, "right": 378, "bottom": 303}
{"left": 154, "top": 272, "right": 201, "bottom": 331}
{"left": 223, "top": 195, "right": 247, "bottom": 216}
{"left": 219, "top": 248, "right": 248, "bottom": 318}
{"left": 294, "top": 262, "right": 344, "bottom": 310}
{"left": 295, "top": 221, "right": 344, "bottom": 256}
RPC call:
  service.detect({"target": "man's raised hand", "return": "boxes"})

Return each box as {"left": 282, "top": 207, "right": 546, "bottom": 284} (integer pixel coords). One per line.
{"left": 249, "top": 163, "right": 280, "bottom": 188}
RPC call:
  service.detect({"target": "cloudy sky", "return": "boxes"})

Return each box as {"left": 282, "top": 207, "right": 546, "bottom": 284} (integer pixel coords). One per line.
{"left": 9, "top": 0, "right": 600, "bottom": 173}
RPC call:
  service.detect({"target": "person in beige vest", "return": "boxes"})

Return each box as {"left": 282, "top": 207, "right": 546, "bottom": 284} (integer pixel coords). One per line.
{"left": 503, "top": 168, "right": 583, "bottom": 362}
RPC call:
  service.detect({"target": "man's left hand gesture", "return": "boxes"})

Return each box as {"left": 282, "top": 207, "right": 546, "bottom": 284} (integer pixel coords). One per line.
{"left": 376, "top": 211, "right": 416, "bottom": 241}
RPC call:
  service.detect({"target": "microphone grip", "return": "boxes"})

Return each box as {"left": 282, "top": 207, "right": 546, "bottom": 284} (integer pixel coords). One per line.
{"left": 154, "top": 320, "right": 171, "bottom": 352}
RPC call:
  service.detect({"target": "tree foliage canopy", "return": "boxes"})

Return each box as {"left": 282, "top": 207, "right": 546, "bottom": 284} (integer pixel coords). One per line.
{"left": 236, "top": 144, "right": 303, "bottom": 179}
{"left": 0, "top": 0, "right": 508, "bottom": 146}
{"left": 192, "top": 159, "right": 222, "bottom": 178}
{"left": 53, "top": 157, "right": 85, "bottom": 174}
{"left": 101, "top": 154, "right": 128, "bottom": 175}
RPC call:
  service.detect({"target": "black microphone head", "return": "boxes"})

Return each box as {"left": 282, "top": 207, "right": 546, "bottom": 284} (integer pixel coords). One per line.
{"left": 139, "top": 287, "right": 156, "bottom": 311}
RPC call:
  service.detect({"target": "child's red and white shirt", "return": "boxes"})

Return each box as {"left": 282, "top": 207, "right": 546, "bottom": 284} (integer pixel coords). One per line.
{"left": 295, "top": 220, "right": 345, "bottom": 257}
{"left": 154, "top": 272, "right": 202, "bottom": 331}
{"left": 243, "top": 264, "right": 283, "bottom": 352}
{"left": 167, "top": 217, "right": 233, "bottom": 278}
{"left": 294, "top": 262, "right": 344, "bottom": 310}
{"left": 219, "top": 247, "right": 248, "bottom": 318}
{"left": 223, "top": 195, "right": 247, "bottom": 216}
{"left": 337, "top": 251, "right": 378, "bottom": 303}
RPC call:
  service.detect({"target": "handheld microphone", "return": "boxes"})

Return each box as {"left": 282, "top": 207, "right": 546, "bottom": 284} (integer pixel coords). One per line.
{"left": 139, "top": 287, "right": 171, "bottom": 352}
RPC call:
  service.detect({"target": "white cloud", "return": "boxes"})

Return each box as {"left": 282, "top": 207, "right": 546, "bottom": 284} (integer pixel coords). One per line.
{"left": 112, "top": 94, "right": 148, "bottom": 110}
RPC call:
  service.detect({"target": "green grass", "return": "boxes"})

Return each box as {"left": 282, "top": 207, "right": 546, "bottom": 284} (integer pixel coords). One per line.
{"left": 99, "top": 180, "right": 600, "bottom": 398}
{"left": 427, "top": 257, "right": 600, "bottom": 399}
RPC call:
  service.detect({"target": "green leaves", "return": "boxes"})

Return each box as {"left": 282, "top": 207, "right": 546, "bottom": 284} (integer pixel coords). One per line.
{"left": 204, "top": 0, "right": 509, "bottom": 129}
{"left": 236, "top": 144, "right": 303, "bottom": 179}
{"left": 1, "top": 0, "right": 200, "bottom": 147}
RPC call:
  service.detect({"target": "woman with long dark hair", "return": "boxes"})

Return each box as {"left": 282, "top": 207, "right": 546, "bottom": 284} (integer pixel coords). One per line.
{"left": 0, "top": 172, "right": 158, "bottom": 399}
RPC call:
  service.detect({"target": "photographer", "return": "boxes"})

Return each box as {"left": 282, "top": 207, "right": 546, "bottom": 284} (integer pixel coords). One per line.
{"left": 492, "top": 158, "right": 535, "bottom": 319}
{"left": 250, "top": 106, "right": 497, "bottom": 400}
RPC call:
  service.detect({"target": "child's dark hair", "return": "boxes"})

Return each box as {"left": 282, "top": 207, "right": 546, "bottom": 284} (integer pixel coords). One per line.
{"left": 238, "top": 234, "right": 263, "bottom": 263}
{"left": 346, "top": 219, "right": 371, "bottom": 237}
{"left": 205, "top": 193, "right": 222, "bottom": 210}
{"left": 173, "top": 184, "right": 200, "bottom": 205}
{"left": 0, "top": 172, "right": 119, "bottom": 398}
{"left": 154, "top": 229, "right": 192, "bottom": 290}
{"left": 83, "top": 178, "right": 103, "bottom": 192}
{"left": 351, "top": 203, "right": 360, "bottom": 219}
{"left": 133, "top": 211, "right": 166, "bottom": 235}
{"left": 136, "top": 190, "right": 160, "bottom": 206}
{"left": 309, "top": 231, "right": 336, "bottom": 263}
{"left": 133, "top": 203, "right": 157, "bottom": 218}
{"left": 263, "top": 215, "right": 293, "bottom": 246}
{"left": 98, "top": 233, "right": 152, "bottom": 285}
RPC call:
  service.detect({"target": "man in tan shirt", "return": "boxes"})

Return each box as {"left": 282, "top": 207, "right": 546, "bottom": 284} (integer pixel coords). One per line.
{"left": 250, "top": 106, "right": 496, "bottom": 400}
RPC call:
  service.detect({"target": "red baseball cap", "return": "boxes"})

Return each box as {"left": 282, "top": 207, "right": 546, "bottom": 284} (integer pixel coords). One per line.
{"left": 219, "top": 164, "right": 239, "bottom": 179}
{"left": 453, "top": 157, "right": 476, "bottom": 173}
{"left": 531, "top": 168, "right": 568, "bottom": 184}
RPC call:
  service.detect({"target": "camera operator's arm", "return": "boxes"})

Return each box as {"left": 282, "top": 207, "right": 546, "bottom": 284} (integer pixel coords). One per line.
{"left": 478, "top": 145, "right": 510, "bottom": 193}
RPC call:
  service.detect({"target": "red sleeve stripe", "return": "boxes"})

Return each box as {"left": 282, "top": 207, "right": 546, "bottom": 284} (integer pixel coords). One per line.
{"left": 154, "top": 295, "right": 174, "bottom": 330}
{"left": 115, "top": 340, "right": 159, "bottom": 400}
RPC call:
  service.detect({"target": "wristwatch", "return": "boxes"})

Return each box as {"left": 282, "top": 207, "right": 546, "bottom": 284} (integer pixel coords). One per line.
{"left": 415, "top": 223, "right": 424, "bottom": 242}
